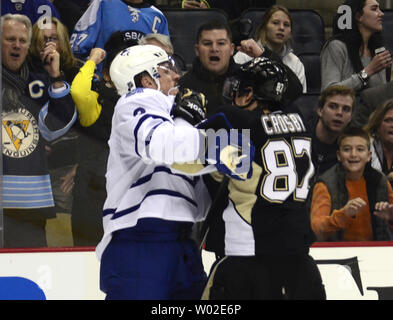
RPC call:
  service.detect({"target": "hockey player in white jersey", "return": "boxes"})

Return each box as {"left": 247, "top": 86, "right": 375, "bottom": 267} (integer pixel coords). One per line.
{"left": 96, "top": 44, "right": 253, "bottom": 300}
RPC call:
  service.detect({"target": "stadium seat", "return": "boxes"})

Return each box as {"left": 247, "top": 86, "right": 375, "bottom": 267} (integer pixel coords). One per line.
{"left": 240, "top": 9, "right": 325, "bottom": 55}
{"left": 298, "top": 53, "right": 322, "bottom": 94}
{"left": 382, "top": 10, "right": 393, "bottom": 55}
{"left": 163, "top": 9, "right": 229, "bottom": 69}
{"left": 291, "top": 93, "right": 319, "bottom": 124}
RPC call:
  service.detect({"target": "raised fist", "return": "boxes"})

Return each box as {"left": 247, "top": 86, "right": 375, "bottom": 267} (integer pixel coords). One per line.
{"left": 172, "top": 88, "right": 207, "bottom": 126}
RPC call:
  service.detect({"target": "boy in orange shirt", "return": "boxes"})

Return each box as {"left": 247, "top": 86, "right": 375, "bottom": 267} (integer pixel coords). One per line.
{"left": 310, "top": 127, "right": 393, "bottom": 241}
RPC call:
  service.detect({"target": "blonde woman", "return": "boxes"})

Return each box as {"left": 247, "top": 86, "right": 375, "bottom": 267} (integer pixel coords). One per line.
{"left": 234, "top": 5, "right": 307, "bottom": 93}
{"left": 29, "top": 17, "right": 82, "bottom": 83}
{"left": 28, "top": 17, "right": 82, "bottom": 246}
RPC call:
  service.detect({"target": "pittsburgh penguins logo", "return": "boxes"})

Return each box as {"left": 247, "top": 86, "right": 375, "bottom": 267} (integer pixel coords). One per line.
{"left": 128, "top": 6, "right": 140, "bottom": 22}
{"left": 2, "top": 108, "right": 40, "bottom": 158}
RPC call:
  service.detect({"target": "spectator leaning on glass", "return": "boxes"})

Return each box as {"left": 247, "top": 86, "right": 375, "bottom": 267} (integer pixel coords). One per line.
{"left": 321, "top": 0, "right": 392, "bottom": 92}
{"left": 1, "top": 14, "right": 77, "bottom": 248}
{"left": 234, "top": 5, "right": 307, "bottom": 93}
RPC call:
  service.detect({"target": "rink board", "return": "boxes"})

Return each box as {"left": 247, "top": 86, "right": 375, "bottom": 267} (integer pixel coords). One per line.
{"left": 0, "top": 242, "right": 392, "bottom": 300}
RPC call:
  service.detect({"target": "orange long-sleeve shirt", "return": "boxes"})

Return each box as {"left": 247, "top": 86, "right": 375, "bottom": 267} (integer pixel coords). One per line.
{"left": 311, "top": 177, "right": 393, "bottom": 241}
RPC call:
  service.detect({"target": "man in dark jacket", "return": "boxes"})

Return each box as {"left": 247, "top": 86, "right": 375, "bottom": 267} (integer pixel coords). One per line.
{"left": 179, "top": 20, "right": 303, "bottom": 117}
{"left": 1, "top": 14, "right": 76, "bottom": 248}
{"left": 304, "top": 85, "right": 355, "bottom": 179}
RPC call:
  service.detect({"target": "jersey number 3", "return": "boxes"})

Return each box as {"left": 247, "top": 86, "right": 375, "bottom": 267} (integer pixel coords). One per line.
{"left": 261, "top": 138, "right": 314, "bottom": 203}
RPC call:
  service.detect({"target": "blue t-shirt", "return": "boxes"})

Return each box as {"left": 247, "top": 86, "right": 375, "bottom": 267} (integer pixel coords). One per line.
{"left": 70, "top": 0, "right": 170, "bottom": 58}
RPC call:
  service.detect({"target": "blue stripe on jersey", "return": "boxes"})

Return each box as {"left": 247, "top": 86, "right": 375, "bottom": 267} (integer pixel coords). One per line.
{"left": 144, "top": 123, "right": 161, "bottom": 158}
{"left": 39, "top": 101, "right": 77, "bottom": 142}
{"left": 103, "top": 208, "right": 116, "bottom": 217}
{"left": 134, "top": 114, "right": 170, "bottom": 157}
{"left": 3, "top": 175, "right": 54, "bottom": 208}
{"left": 130, "top": 166, "right": 196, "bottom": 189}
{"left": 109, "top": 189, "right": 198, "bottom": 220}
{"left": 48, "top": 82, "right": 70, "bottom": 99}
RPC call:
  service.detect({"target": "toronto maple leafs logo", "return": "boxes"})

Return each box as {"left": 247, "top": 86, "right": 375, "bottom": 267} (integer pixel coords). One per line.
{"left": 128, "top": 6, "right": 140, "bottom": 23}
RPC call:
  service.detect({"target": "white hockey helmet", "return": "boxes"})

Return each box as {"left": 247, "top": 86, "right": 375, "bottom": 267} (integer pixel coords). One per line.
{"left": 109, "top": 44, "right": 176, "bottom": 96}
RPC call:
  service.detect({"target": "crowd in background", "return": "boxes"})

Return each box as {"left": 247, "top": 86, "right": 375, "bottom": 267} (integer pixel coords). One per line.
{"left": 1, "top": 0, "right": 393, "bottom": 250}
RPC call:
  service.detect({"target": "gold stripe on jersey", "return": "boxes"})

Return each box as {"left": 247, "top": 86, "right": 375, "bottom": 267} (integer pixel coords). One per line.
{"left": 171, "top": 161, "right": 205, "bottom": 174}
{"left": 210, "top": 170, "right": 225, "bottom": 183}
{"left": 227, "top": 162, "right": 262, "bottom": 224}
{"left": 201, "top": 256, "right": 229, "bottom": 300}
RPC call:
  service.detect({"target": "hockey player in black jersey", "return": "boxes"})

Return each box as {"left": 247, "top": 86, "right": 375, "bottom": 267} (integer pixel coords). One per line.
{"left": 200, "top": 57, "right": 326, "bottom": 300}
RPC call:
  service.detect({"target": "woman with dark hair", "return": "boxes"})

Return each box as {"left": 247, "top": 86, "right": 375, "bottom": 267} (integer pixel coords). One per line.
{"left": 321, "top": 0, "right": 391, "bottom": 92}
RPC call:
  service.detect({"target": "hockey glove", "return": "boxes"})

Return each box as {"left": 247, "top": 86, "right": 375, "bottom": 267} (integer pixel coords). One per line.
{"left": 172, "top": 88, "right": 207, "bottom": 126}
{"left": 201, "top": 113, "right": 255, "bottom": 181}
{"left": 214, "top": 131, "right": 255, "bottom": 181}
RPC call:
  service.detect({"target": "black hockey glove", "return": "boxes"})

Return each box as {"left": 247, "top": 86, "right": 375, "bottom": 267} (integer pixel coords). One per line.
{"left": 172, "top": 88, "right": 207, "bottom": 126}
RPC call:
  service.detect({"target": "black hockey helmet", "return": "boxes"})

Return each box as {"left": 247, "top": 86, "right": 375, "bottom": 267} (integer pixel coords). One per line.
{"left": 223, "top": 57, "right": 288, "bottom": 107}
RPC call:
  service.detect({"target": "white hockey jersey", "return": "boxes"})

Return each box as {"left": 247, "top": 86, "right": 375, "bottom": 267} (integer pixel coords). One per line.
{"left": 96, "top": 88, "right": 212, "bottom": 259}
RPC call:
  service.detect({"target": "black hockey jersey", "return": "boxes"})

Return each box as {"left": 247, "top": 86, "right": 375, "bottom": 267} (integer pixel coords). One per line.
{"left": 2, "top": 65, "right": 76, "bottom": 212}
{"left": 210, "top": 104, "right": 316, "bottom": 256}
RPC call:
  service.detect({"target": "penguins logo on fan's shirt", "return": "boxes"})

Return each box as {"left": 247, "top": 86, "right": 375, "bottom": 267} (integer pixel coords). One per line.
{"left": 128, "top": 6, "right": 140, "bottom": 22}
{"left": 2, "top": 108, "right": 40, "bottom": 158}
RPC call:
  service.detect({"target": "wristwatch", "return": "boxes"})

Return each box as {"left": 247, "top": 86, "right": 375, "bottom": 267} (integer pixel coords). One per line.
{"left": 358, "top": 69, "right": 369, "bottom": 86}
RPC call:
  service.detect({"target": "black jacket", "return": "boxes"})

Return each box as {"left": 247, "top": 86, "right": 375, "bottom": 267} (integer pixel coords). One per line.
{"left": 179, "top": 47, "right": 303, "bottom": 117}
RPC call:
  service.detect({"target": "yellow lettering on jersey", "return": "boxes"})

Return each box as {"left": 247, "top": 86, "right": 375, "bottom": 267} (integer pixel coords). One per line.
{"left": 29, "top": 80, "right": 45, "bottom": 99}
{"left": 228, "top": 161, "right": 262, "bottom": 224}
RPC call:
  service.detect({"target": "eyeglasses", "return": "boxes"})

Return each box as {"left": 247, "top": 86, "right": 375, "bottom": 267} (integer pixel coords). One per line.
{"left": 43, "top": 36, "right": 58, "bottom": 44}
